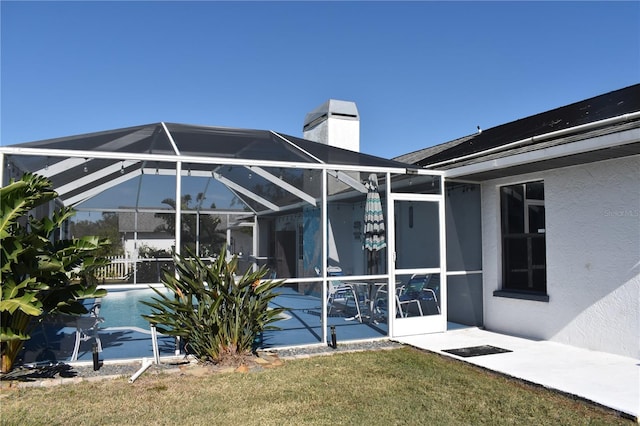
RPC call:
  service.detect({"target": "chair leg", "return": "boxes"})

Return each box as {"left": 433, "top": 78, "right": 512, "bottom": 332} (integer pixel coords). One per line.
{"left": 395, "top": 296, "right": 405, "bottom": 318}
{"left": 327, "top": 297, "right": 334, "bottom": 316}
{"left": 71, "top": 329, "right": 82, "bottom": 361}
{"left": 350, "top": 287, "right": 363, "bottom": 323}
{"left": 94, "top": 332, "right": 103, "bottom": 353}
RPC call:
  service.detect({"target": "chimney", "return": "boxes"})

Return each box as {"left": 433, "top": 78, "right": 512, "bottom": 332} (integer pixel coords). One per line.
{"left": 303, "top": 99, "right": 360, "bottom": 152}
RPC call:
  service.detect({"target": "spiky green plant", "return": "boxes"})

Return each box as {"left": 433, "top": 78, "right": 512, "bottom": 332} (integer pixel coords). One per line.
{"left": 1, "top": 173, "right": 109, "bottom": 373}
{"left": 142, "top": 249, "right": 284, "bottom": 363}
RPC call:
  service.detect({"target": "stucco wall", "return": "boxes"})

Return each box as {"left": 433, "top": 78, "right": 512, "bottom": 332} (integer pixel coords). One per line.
{"left": 481, "top": 155, "right": 639, "bottom": 358}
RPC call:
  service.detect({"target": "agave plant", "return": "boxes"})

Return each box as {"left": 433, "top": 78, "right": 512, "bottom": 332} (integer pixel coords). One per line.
{"left": 142, "top": 249, "right": 285, "bottom": 363}
{"left": 0, "top": 173, "right": 109, "bottom": 373}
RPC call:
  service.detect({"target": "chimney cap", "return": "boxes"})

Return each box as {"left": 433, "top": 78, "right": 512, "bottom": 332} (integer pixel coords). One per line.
{"left": 304, "top": 99, "right": 359, "bottom": 129}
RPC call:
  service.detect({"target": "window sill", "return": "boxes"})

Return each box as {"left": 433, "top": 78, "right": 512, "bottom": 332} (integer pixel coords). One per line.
{"left": 493, "top": 290, "right": 549, "bottom": 302}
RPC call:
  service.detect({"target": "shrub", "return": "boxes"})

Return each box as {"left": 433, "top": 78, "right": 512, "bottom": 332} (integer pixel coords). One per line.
{"left": 128, "top": 246, "right": 174, "bottom": 284}
{"left": 142, "top": 249, "right": 284, "bottom": 363}
{"left": 0, "top": 173, "right": 108, "bottom": 373}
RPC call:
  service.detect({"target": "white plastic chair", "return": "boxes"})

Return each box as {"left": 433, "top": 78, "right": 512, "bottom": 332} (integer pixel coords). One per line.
{"left": 317, "top": 266, "right": 363, "bottom": 322}
{"left": 69, "top": 303, "right": 104, "bottom": 361}
{"left": 395, "top": 284, "right": 424, "bottom": 318}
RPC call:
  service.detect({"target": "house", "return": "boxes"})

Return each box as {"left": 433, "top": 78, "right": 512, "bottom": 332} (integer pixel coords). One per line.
{"left": 118, "top": 210, "right": 175, "bottom": 255}
{"left": 2, "top": 86, "right": 637, "bottom": 359}
{"left": 118, "top": 209, "right": 253, "bottom": 264}
{"left": 396, "top": 84, "right": 640, "bottom": 358}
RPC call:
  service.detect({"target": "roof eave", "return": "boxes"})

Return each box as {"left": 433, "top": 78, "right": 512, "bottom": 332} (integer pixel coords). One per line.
{"left": 443, "top": 126, "right": 640, "bottom": 180}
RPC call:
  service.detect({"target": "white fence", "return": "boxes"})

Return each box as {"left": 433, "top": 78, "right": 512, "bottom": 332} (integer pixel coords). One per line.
{"left": 93, "top": 255, "right": 235, "bottom": 283}
{"left": 94, "top": 256, "right": 176, "bottom": 283}
{"left": 95, "top": 256, "right": 132, "bottom": 280}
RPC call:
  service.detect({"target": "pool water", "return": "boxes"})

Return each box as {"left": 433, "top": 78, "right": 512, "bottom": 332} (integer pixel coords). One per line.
{"left": 99, "top": 287, "right": 169, "bottom": 330}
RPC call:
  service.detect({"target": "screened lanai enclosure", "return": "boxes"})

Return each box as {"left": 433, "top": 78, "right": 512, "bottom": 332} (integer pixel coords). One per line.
{"left": 1, "top": 122, "right": 448, "bottom": 363}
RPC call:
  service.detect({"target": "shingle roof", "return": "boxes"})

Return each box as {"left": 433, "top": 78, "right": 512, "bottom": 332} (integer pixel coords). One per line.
{"left": 393, "top": 133, "right": 477, "bottom": 165}
{"left": 396, "top": 84, "right": 640, "bottom": 170}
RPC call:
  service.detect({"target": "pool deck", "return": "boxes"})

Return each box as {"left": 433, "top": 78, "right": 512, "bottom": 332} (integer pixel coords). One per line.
{"left": 395, "top": 327, "right": 639, "bottom": 421}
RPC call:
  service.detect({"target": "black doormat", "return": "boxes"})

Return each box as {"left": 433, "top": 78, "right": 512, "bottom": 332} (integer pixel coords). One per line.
{"left": 442, "top": 345, "right": 512, "bottom": 357}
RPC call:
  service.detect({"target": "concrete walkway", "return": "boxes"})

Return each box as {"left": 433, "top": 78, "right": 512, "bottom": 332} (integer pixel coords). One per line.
{"left": 395, "top": 327, "right": 639, "bottom": 421}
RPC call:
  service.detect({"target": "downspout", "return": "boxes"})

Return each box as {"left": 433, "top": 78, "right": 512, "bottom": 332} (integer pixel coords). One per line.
{"left": 424, "top": 111, "right": 640, "bottom": 169}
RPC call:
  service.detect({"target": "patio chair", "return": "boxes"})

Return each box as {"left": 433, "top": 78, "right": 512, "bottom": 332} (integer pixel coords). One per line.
{"left": 367, "top": 283, "right": 390, "bottom": 322}
{"left": 396, "top": 286, "right": 423, "bottom": 317}
{"left": 317, "top": 266, "right": 363, "bottom": 322}
{"left": 423, "top": 274, "right": 441, "bottom": 315}
{"left": 395, "top": 274, "right": 440, "bottom": 317}
{"left": 69, "top": 303, "right": 104, "bottom": 361}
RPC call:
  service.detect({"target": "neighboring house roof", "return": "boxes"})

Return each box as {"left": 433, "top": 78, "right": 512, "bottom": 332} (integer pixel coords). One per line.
{"left": 118, "top": 210, "right": 237, "bottom": 233}
{"left": 396, "top": 84, "right": 640, "bottom": 181}
{"left": 119, "top": 211, "right": 167, "bottom": 233}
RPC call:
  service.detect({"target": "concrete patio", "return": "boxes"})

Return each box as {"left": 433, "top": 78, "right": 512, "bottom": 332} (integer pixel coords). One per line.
{"left": 395, "top": 326, "right": 639, "bottom": 421}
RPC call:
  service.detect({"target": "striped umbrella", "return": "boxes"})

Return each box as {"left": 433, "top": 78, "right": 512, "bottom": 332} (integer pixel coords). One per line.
{"left": 363, "top": 173, "right": 386, "bottom": 274}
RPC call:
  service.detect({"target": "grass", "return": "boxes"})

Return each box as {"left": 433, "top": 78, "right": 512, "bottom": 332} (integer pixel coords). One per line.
{"left": 1, "top": 347, "right": 630, "bottom": 425}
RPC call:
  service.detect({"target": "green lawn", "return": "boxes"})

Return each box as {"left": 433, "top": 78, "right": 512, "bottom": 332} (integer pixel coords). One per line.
{"left": 1, "top": 347, "right": 630, "bottom": 425}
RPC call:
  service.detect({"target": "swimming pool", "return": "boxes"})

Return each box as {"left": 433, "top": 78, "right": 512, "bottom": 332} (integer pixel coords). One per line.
{"left": 20, "top": 284, "right": 387, "bottom": 364}
{"left": 99, "top": 287, "right": 169, "bottom": 330}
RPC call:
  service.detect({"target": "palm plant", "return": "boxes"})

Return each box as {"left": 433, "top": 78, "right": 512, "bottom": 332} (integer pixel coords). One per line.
{"left": 0, "top": 173, "right": 108, "bottom": 373}
{"left": 142, "top": 249, "right": 284, "bottom": 363}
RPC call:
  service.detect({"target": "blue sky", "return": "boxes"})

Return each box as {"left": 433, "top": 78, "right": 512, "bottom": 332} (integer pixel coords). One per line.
{"left": 1, "top": 1, "right": 638, "bottom": 159}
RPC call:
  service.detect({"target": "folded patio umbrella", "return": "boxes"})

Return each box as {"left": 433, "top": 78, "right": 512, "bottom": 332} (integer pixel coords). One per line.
{"left": 363, "top": 173, "right": 386, "bottom": 274}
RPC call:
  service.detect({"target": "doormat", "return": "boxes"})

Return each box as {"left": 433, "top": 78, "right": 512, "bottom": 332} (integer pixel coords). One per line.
{"left": 442, "top": 345, "right": 512, "bottom": 357}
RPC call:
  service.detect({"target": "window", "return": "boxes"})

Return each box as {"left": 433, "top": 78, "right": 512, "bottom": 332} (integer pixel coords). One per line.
{"left": 497, "top": 181, "right": 547, "bottom": 300}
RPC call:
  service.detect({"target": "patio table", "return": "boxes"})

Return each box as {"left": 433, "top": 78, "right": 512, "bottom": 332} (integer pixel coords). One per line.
{"left": 351, "top": 282, "right": 387, "bottom": 323}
